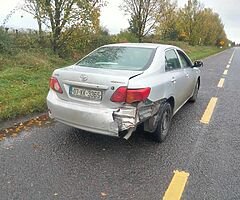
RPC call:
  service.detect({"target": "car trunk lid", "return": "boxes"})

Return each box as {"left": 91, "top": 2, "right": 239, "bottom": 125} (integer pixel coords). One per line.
{"left": 53, "top": 65, "right": 143, "bottom": 107}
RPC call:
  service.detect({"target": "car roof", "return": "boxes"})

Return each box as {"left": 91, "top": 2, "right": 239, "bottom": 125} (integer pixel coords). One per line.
{"left": 103, "top": 43, "right": 179, "bottom": 50}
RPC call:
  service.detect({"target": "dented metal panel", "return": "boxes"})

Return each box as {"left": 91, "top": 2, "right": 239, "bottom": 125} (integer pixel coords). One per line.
{"left": 113, "top": 106, "right": 138, "bottom": 131}
{"left": 113, "top": 99, "right": 165, "bottom": 133}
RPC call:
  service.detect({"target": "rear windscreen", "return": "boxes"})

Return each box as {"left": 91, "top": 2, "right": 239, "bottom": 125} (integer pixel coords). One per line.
{"left": 77, "top": 46, "right": 156, "bottom": 71}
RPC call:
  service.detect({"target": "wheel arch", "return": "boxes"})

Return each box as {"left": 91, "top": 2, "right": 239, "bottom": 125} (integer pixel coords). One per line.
{"left": 166, "top": 96, "right": 175, "bottom": 112}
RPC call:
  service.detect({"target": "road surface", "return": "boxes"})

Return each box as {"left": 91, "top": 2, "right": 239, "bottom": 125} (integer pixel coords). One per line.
{"left": 0, "top": 47, "right": 239, "bottom": 200}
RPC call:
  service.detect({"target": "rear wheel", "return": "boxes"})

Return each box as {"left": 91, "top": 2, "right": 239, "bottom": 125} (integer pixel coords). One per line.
{"left": 189, "top": 81, "right": 199, "bottom": 103}
{"left": 153, "top": 102, "right": 173, "bottom": 143}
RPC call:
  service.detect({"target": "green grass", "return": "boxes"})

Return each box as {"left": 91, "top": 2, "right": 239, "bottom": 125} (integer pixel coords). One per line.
{"left": 0, "top": 43, "right": 226, "bottom": 120}
{"left": 182, "top": 45, "right": 224, "bottom": 60}
{"left": 0, "top": 49, "right": 71, "bottom": 120}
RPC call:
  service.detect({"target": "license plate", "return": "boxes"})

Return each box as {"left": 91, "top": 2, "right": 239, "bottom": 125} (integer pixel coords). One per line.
{"left": 69, "top": 86, "right": 102, "bottom": 101}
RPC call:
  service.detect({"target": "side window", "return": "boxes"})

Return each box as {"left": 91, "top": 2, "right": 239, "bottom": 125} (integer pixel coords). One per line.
{"left": 177, "top": 50, "right": 192, "bottom": 68}
{"left": 165, "top": 50, "right": 181, "bottom": 71}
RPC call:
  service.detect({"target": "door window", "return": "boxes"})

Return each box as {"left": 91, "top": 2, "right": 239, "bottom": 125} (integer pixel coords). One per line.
{"left": 177, "top": 50, "right": 192, "bottom": 68}
{"left": 165, "top": 50, "right": 181, "bottom": 71}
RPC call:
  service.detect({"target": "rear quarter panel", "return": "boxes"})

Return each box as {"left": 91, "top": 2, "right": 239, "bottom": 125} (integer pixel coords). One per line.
{"left": 128, "top": 47, "right": 175, "bottom": 103}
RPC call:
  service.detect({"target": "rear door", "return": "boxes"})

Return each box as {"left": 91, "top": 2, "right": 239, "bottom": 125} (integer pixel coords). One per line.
{"left": 165, "top": 49, "right": 189, "bottom": 109}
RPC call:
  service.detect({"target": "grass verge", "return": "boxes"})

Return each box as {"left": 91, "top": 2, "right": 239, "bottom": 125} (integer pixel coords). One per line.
{"left": 0, "top": 49, "right": 71, "bottom": 120}
{"left": 0, "top": 44, "right": 226, "bottom": 121}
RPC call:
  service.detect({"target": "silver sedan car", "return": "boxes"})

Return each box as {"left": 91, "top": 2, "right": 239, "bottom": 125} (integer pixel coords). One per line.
{"left": 47, "top": 43, "right": 202, "bottom": 142}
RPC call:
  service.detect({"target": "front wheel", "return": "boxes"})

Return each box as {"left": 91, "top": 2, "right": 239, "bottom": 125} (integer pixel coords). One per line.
{"left": 152, "top": 102, "right": 173, "bottom": 143}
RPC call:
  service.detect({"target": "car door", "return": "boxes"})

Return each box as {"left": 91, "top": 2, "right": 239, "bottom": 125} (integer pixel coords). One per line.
{"left": 176, "top": 50, "right": 196, "bottom": 98}
{"left": 165, "top": 49, "right": 189, "bottom": 110}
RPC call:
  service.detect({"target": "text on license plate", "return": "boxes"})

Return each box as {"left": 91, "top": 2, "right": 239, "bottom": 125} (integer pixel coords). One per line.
{"left": 70, "top": 86, "right": 102, "bottom": 101}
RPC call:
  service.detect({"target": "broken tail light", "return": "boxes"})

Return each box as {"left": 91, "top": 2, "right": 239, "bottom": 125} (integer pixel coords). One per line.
{"left": 49, "top": 77, "right": 63, "bottom": 94}
{"left": 111, "top": 87, "right": 151, "bottom": 104}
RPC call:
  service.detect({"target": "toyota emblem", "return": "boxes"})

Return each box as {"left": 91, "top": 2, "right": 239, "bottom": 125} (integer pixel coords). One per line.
{"left": 80, "top": 74, "right": 88, "bottom": 82}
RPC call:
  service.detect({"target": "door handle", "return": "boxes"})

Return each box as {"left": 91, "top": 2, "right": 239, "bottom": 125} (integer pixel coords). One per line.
{"left": 171, "top": 77, "right": 176, "bottom": 83}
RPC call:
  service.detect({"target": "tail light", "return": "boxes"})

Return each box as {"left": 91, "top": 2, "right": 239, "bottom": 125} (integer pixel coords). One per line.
{"left": 111, "top": 87, "right": 151, "bottom": 104}
{"left": 49, "top": 77, "right": 63, "bottom": 94}
{"left": 126, "top": 88, "right": 151, "bottom": 103}
{"left": 110, "top": 87, "right": 127, "bottom": 103}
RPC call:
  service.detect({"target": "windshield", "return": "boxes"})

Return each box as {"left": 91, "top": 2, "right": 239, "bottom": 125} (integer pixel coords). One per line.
{"left": 77, "top": 46, "right": 156, "bottom": 71}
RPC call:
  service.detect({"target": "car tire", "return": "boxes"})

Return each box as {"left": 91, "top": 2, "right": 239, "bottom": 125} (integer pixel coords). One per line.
{"left": 153, "top": 102, "right": 173, "bottom": 143}
{"left": 189, "top": 81, "right": 199, "bottom": 103}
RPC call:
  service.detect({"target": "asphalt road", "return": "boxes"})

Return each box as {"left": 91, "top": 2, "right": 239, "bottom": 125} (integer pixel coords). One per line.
{"left": 1, "top": 47, "right": 240, "bottom": 200}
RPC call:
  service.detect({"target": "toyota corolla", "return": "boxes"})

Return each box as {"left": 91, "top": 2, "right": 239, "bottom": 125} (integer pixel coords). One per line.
{"left": 47, "top": 43, "right": 202, "bottom": 142}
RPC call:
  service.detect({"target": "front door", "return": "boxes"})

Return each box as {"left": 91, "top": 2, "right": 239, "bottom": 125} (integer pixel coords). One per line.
{"left": 176, "top": 50, "right": 196, "bottom": 98}
{"left": 165, "top": 49, "right": 190, "bottom": 110}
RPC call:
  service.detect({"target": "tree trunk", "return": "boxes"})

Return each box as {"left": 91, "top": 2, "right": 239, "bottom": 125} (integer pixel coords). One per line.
{"left": 51, "top": 33, "right": 58, "bottom": 54}
{"left": 37, "top": 19, "right": 43, "bottom": 43}
{"left": 51, "top": 25, "right": 61, "bottom": 54}
{"left": 138, "top": 36, "right": 142, "bottom": 43}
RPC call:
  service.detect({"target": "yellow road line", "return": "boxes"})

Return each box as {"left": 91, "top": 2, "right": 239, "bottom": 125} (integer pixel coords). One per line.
{"left": 217, "top": 78, "right": 225, "bottom": 88}
{"left": 226, "top": 64, "right": 230, "bottom": 69}
{"left": 200, "top": 97, "right": 218, "bottom": 124}
{"left": 163, "top": 170, "right": 190, "bottom": 200}
{"left": 223, "top": 70, "right": 228, "bottom": 75}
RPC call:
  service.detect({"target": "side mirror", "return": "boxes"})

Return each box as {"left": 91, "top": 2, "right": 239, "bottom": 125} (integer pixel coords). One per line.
{"left": 193, "top": 60, "right": 203, "bottom": 68}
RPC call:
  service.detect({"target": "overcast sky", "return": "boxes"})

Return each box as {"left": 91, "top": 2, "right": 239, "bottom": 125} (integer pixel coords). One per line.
{"left": 0, "top": 0, "right": 239, "bottom": 43}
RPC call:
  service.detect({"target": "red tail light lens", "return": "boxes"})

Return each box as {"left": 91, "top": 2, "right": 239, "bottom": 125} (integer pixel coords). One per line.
{"left": 111, "top": 87, "right": 151, "bottom": 103}
{"left": 49, "top": 77, "right": 63, "bottom": 94}
{"left": 126, "top": 87, "right": 151, "bottom": 103}
{"left": 110, "top": 86, "right": 127, "bottom": 102}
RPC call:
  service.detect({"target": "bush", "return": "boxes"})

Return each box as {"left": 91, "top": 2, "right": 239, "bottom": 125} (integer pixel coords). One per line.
{"left": 12, "top": 29, "right": 52, "bottom": 50}
{"left": 114, "top": 31, "right": 138, "bottom": 43}
{"left": 61, "top": 29, "right": 114, "bottom": 60}
{"left": 0, "top": 28, "right": 13, "bottom": 54}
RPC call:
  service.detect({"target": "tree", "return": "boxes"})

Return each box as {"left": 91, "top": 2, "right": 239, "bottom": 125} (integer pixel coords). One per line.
{"left": 23, "top": 0, "right": 105, "bottom": 54}
{"left": 155, "top": 0, "right": 178, "bottom": 40}
{"left": 200, "top": 9, "right": 227, "bottom": 46}
{"left": 23, "top": 0, "right": 44, "bottom": 42}
{"left": 177, "top": 2, "right": 227, "bottom": 46}
{"left": 177, "top": 0, "right": 203, "bottom": 45}
{"left": 122, "top": 0, "right": 171, "bottom": 42}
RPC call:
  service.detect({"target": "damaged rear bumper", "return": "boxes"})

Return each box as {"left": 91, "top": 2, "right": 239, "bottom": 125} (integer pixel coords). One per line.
{"left": 47, "top": 91, "right": 120, "bottom": 137}
{"left": 47, "top": 91, "right": 161, "bottom": 138}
